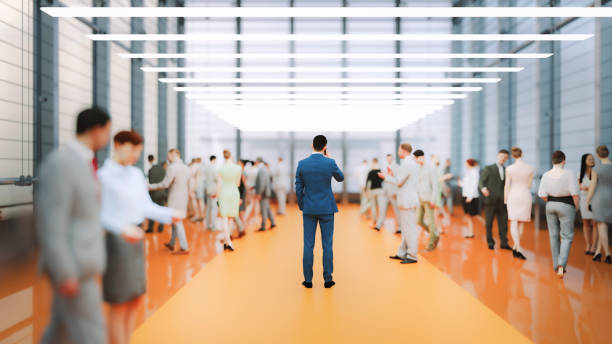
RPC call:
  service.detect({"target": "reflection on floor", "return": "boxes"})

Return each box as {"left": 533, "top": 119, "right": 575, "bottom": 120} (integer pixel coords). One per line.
{"left": 0, "top": 204, "right": 610, "bottom": 344}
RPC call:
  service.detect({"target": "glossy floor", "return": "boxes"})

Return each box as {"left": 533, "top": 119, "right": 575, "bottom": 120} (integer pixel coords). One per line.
{"left": 0, "top": 205, "right": 610, "bottom": 343}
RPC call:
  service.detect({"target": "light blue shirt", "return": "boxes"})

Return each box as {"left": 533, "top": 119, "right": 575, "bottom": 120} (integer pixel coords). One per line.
{"left": 98, "top": 159, "right": 173, "bottom": 234}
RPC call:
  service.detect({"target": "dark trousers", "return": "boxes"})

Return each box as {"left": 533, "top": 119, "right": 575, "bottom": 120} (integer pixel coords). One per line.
{"left": 484, "top": 203, "right": 509, "bottom": 246}
{"left": 302, "top": 214, "right": 334, "bottom": 283}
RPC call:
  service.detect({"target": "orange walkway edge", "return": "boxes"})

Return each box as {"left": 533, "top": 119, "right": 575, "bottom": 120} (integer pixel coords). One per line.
{"left": 131, "top": 205, "right": 532, "bottom": 344}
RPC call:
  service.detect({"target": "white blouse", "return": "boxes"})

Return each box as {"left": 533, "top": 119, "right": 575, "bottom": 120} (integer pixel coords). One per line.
{"left": 538, "top": 167, "right": 579, "bottom": 198}
{"left": 98, "top": 159, "right": 173, "bottom": 234}
{"left": 461, "top": 168, "right": 480, "bottom": 199}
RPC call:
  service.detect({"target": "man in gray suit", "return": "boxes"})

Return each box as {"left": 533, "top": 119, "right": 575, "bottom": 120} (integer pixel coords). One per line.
{"left": 255, "top": 158, "right": 276, "bottom": 231}
{"left": 378, "top": 143, "right": 421, "bottom": 264}
{"left": 203, "top": 155, "right": 219, "bottom": 230}
{"left": 149, "top": 148, "right": 191, "bottom": 254}
{"left": 36, "top": 108, "right": 111, "bottom": 344}
{"left": 146, "top": 160, "right": 168, "bottom": 233}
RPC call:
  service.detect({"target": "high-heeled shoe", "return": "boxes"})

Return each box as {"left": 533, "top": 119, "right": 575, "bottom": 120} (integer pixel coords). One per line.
{"left": 605, "top": 255, "right": 611, "bottom": 264}
{"left": 516, "top": 251, "right": 527, "bottom": 260}
{"left": 223, "top": 244, "right": 234, "bottom": 252}
{"left": 593, "top": 253, "right": 602, "bottom": 262}
{"left": 585, "top": 250, "right": 592, "bottom": 255}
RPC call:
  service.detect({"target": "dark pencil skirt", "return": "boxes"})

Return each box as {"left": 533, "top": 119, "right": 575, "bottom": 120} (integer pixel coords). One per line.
{"left": 462, "top": 197, "right": 480, "bottom": 216}
{"left": 103, "top": 231, "right": 146, "bottom": 304}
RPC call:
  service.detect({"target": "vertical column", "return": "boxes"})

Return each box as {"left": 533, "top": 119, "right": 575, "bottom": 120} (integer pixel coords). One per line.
{"left": 131, "top": 0, "right": 145, "bottom": 169}
{"left": 93, "top": 0, "right": 110, "bottom": 164}
{"left": 289, "top": 0, "right": 296, "bottom": 201}
{"left": 289, "top": 132, "right": 296, "bottom": 203}
{"left": 177, "top": 16, "right": 186, "bottom": 155}
{"left": 537, "top": 0, "right": 561, "bottom": 175}
{"left": 34, "top": 0, "right": 59, "bottom": 177}
{"left": 235, "top": 0, "right": 242, "bottom": 160}
{"left": 450, "top": 17, "right": 463, "bottom": 177}
{"left": 469, "top": 7, "right": 485, "bottom": 163}
{"left": 341, "top": 0, "right": 348, "bottom": 204}
{"left": 498, "top": 0, "right": 517, "bottom": 150}
{"left": 394, "top": 0, "right": 401, "bottom": 163}
{"left": 599, "top": 1, "right": 612, "bottom": 147}
{"left": 157, "top": 0, "right": 168, "bottom": 161}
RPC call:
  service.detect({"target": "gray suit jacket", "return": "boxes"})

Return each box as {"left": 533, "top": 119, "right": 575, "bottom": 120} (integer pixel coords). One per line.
{"left": 149, "top": 160, "right": 191, "bottom": 214}
{"left": 36, "top": 145, "right": 106, "bottom": 285}
{"left": 384, "top": 157, "right": 420, "bottom": 209}
{"left": 203, "top": 163, "right": 218, "bottom": 197}
{"left": 255, "top": 166, "right": 272, "bottom": 198}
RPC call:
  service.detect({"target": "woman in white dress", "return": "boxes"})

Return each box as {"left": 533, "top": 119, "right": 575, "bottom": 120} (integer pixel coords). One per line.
{"left": 216, "top": 150, "right": 244, "bottom": 251}
{"left": 504, "top": 147, "right": 534, "bottom": 260}
{"left": 98, "top": 131, "right": 182, "bottom": 344}
{"left": 459, "top": 159, "right": 480, "bottom": 238}
{"left": 578, "top": 153, "right": 597, "bottom": 255}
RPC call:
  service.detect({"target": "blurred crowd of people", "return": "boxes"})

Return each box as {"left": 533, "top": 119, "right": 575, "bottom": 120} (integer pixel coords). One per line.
{"left": 34, "top": 108, "right": 292, "bottom": 344}
{"left": 357, "top": 143, "right": 612, "bottom": 278}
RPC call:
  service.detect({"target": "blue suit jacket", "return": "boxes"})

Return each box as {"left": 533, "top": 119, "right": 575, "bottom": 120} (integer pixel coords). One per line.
{"left": 295, "top": 153, "right": 344, "bottom": 215}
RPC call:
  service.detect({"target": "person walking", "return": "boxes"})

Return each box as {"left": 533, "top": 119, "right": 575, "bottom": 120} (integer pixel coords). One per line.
{"left": 378, "top": 143, "right": 420, "bottom": 264}
{"left": 273, "top": 157, "right": 290, "bottom": 215}
{"left": 146, "top": 160, "right": 168, "bottom": 233}
{"left": 255, "top": 158, "right": 277, "bottom": 231}
{"left": 366, "top": 158, "right": 384, "bottom": 228}
{"left": 296, "top": 135, "right": 344, "bottom": 288}
{"left": 538, "top": 150, "right": 580, "bottom": 278}
{"left": 504, "top": 147, "right": 534, "bottom": 260}
{"left": 460, "top": 159, "right": 480, "bottom": 238}
{"left": 36, "top": 108, "right": 111, "bottom": 344}
{"left": 203, "top": 155, "right": 219, "bottom": 231}
{"left": 358, "top": 159, "right": 371, "bottom": 218}
{"left": 149, "top": 148, "right": 191, "bottom": 254}
{"left": 480, "top": 149, "right": 512, "bottom": 251}
{"left": 216, "top": 150, "right": 244, "bottom": 251}
{"left": 98, "top": 131, "right": 182, "bottom": 344}
{"left": 578, "top": 153, "right": 597, "bottom": 255}
{"left": 375, "top": 154, "right": 400, "bottom": 232}
{"left": 413, "top": 150, "right": 440, "bottom": 251}
{"left": 586, "top": 145, "right": 612, "bottom": 264}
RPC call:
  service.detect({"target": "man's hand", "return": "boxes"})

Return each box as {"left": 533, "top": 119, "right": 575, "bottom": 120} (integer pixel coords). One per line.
{"left": 172, "top": 210, "right": 185, "bottom": 223}
{"left": 255, "top": 194, "right": 262, "bottom": 201}
{"left": 324, "top": 149, "right": 331, "bottom": 158}
{"left": 377, "top": 172, "right": 386, "bottom": 180}
{"left": 387, "top": 167, "right": 394, "bottom": 177}
{"left": 466, "top": 198, "right": 473, "bottom": 203}
{"left": 210, "top": 193, "right": 217, "bottom": 199}
{"left": 429, "top": 202, "right": 436, "bottom": 209}
{"left": 481, "top": 187, "right": 490, "bottom": 197}
{"left": 58, "top": 278, "right": 80, "bottom": 298}
{"left": 121, "top": 224, "right": 145, "bottom": 243}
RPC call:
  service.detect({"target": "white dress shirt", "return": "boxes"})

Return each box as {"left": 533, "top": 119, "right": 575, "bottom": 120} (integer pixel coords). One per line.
{"left": 496, "top": 162, "right": 504, "bottom": 180}
{"left": 99, "top": 159, "right": 173, "bottom": 234}
{"left": 461, "top": 168, "right": 480, "bottom": 199}
{"left": 538, "top": 167, "right": 579, "bottom": 198}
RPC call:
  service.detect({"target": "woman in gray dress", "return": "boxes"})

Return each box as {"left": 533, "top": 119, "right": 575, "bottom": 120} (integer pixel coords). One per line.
{"left": 587, "top": 145, "right": 612, "bottom": 264}
{"left": 99, "top": 131, "right": 183, "bottom": 344}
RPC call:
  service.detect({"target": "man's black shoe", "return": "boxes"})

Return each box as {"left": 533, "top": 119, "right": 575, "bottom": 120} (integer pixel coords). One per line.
{"left": 324, "top": 281, "right": 336, "bottom": 288}
{"left": 302, "top": 281, "right": 312, "bottom": 288}
{"left": 500, "top": 244, "right": 512, "bottom": 251}
{"left": 389, "top": 255, "right": 404, "bottom": 260}
{"left": 257, "top": 228, "right": 266, "bottom": 232}
{"left": 400, "top": 258, "right": 417, "bottom": 264}
{"left": 488, "top": 243, "right": 495, "bottom": 250}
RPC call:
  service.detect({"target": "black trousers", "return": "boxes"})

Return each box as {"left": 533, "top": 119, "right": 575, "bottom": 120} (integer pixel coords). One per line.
{"left": 484, "top": 203, "right": 508, "bottom": 246}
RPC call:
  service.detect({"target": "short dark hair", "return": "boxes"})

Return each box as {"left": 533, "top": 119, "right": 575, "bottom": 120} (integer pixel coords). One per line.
{"left": 386, "top": 154, "right": 393, "bottom": 157}
{"left": 76, "top": 107, "right": 110, "bottom": 134}
{"left": 209, "top": 155, "right": 217, "bottom": 161}
{"left": 413, "top": 149, "right": 425, "bottom": 157}
{"left": 113, "top": 130, "right": 143, "bottom": 145}
{"left": 552, "top": 150, "right": 566, "bottom": 165}
{"left": 596, "top": 145, "right": 609, "bottom": 158}
{"left": 313, "top": 135, "right": 327, "bottom": 151}
{"left": 148, "top": 155, "right": 155, "bottom": 162}
{"left": 499, "top": 149, "right": 510, "bottom": 155}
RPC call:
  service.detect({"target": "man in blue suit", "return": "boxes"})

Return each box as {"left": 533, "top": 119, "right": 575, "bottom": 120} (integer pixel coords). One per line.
{"left": 295, "top": 135, "right": 344, "bottom": 289}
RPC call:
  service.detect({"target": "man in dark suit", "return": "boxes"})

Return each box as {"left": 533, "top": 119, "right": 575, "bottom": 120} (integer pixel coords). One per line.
{"left": 146, "top": 160, "right": 168, "bottom": 233}
{"left": 479, "top": 149, "right": 511, "bottom": 250}
{"left": 295, "top": 135, "right": 344, "bottom": 289}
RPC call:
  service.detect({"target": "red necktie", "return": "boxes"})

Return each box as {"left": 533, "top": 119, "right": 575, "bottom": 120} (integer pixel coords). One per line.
{"left": 91, "top": 157, "right": 99, "bottom": 180}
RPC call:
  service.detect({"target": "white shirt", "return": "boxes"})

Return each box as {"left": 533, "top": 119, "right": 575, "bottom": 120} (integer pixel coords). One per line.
{"left": 99, "top": 159, "right": 173, "bottom": 234}
{"left": 66, "top": 138, "right": 94, "bottom": 163}
{"left": 273, "top": 162, "right": 290, "bottom": 190}
{"left": 245, "top": 165, "right": 258, "bottom": 187}
{"left": 538, "top": 167, "right": 579, "bottom": 198}
{"left": 461, "top": 167, "right": 480, "bottom": 199}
